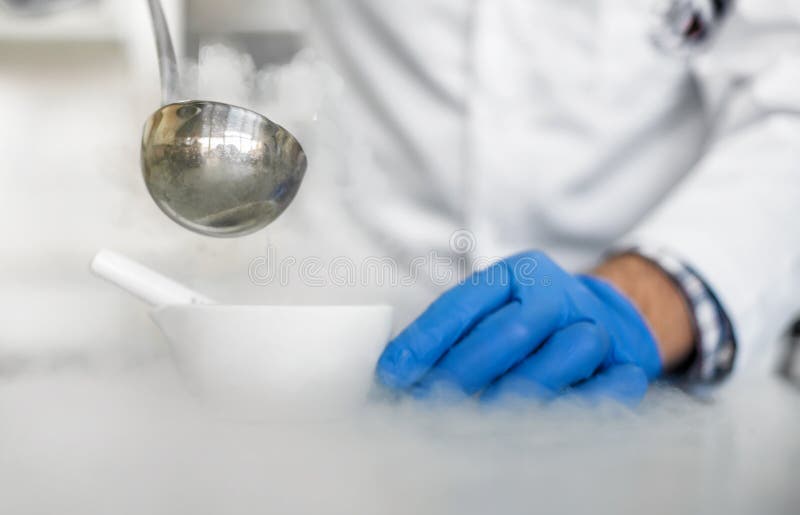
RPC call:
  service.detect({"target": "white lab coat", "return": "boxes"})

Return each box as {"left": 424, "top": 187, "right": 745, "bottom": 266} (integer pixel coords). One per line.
{"left": 306, "top": 0, "right": 800, "bottom": 375}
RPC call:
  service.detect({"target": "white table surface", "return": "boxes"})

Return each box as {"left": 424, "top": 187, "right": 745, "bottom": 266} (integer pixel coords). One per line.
{"left": 0, "top": 356, "right": 798, "bottom": 515}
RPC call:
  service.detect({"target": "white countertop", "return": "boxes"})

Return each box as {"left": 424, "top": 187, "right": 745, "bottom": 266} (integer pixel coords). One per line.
{"left": 0, "top": 359, "right": 798, "bottom": 515}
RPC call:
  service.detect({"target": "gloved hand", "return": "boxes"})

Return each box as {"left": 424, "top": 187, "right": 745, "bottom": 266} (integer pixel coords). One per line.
{"left": 376, "top": 251, "right": 663, "bottom": 405}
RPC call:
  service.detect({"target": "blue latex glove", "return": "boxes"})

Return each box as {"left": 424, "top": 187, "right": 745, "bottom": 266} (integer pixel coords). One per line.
{"left": 376, "top": 252, "right": 663, "bottom": 405}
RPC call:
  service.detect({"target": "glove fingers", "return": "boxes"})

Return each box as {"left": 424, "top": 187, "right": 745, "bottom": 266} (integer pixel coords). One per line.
{"left": 375, "top": 261, "right": 513, "bottom": 389}
{"left": 481, "top": 322, "right": 610, "bottom": 403}
{"left": 571, "top": 364, "right": 649, "bottom": 407}
{"left": 413, "top": 295, "right": 564, "bottom": 396}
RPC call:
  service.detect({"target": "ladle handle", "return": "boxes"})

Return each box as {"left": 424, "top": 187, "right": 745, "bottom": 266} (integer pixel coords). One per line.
{"left": 146, "top": 0, "right": 184, "bottom": 105}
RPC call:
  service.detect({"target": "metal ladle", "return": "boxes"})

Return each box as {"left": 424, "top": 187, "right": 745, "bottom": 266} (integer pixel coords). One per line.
{"left": 141, "top": 0, "right": 307, "bottom": 237}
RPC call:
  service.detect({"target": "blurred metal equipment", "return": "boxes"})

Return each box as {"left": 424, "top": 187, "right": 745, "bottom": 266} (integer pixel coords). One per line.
{"left": 142, "top": 0, "right": 307, "bottom": 238}
{"left": 651, "top": 0, "right": 734, "bottom": 53}
{"left": 0, "top": 0, "right": 91, "bottom": 16}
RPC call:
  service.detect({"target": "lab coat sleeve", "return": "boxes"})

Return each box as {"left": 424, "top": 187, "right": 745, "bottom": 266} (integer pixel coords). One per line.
{"left": 623, "top": 3, "right": 800, "bottom": 375}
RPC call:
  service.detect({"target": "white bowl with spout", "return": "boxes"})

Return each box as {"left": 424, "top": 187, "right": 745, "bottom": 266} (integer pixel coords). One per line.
{"left": 92, "top": 250, "right": 393, "bottom": 419}
{"left": 151, "top": 303, "right": 393, "bottom": 417}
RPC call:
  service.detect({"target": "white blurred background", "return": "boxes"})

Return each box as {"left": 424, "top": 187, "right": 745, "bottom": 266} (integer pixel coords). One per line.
{"left": 1, "top": 3, "right": 799, "bottom": 514}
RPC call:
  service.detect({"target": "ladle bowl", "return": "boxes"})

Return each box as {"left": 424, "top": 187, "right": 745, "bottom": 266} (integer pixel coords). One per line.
{"left": 142, "top": 101, "right": 306, "bottom": 237}
{"left": 142, "top": 0, "right": 307, "bottom": 237}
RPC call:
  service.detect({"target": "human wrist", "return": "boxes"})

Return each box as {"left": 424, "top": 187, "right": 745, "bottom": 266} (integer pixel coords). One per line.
{"left": 592, "top": 253, "right": 695, "bottom": 371}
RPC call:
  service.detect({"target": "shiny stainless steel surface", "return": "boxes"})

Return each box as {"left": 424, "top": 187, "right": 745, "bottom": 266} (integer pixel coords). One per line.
{"left": 143, "top": 0, "right": 307, "bottom": 237}
{"left": 142, "top": 101, "right": 306, "bottom": 238}
{"left": 146, "top": 0, "right": 183, "bottom": 106}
